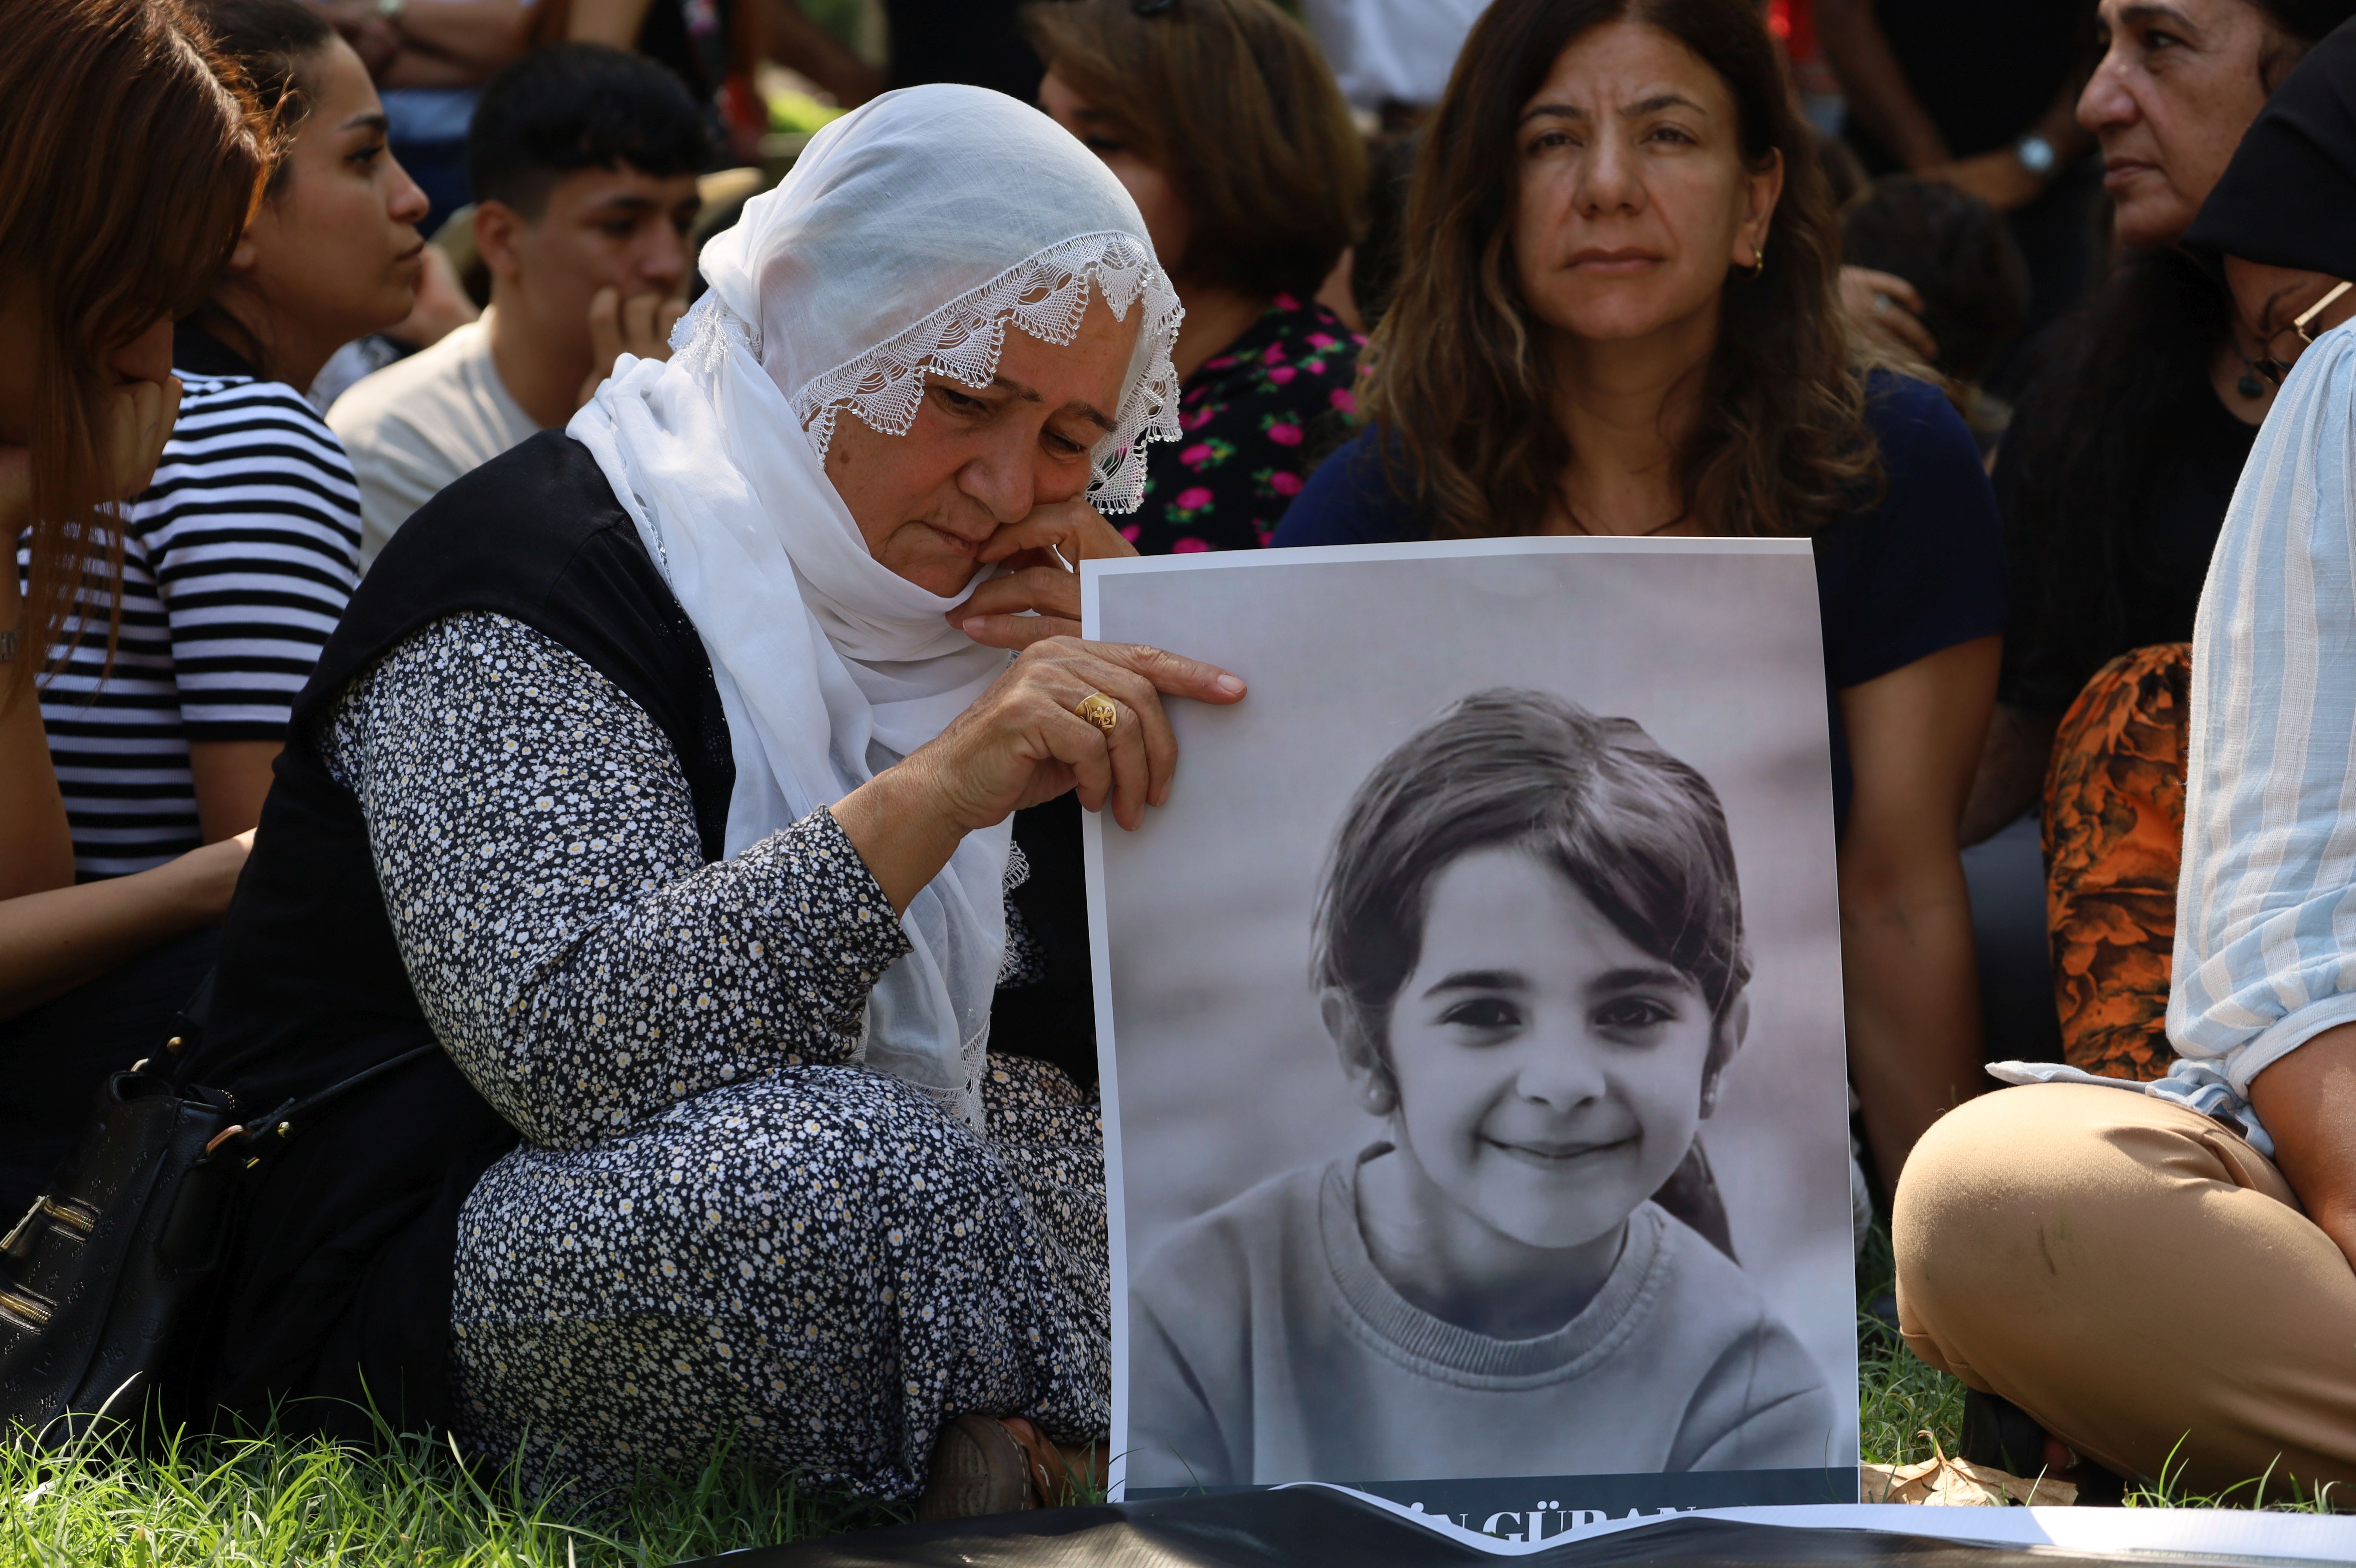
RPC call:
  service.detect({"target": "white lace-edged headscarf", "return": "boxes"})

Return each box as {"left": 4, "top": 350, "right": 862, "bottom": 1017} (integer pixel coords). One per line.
{"left": 566, "top": 84, "right": 1184, "bottom": 1131}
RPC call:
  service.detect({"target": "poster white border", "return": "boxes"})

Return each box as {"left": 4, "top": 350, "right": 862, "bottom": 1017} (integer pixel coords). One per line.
{"left": 1080, "top": 535, "right": 1828, "bottom": 1500}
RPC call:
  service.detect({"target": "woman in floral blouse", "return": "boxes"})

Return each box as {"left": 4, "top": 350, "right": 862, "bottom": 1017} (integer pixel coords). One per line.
{"left": 1030, "top": 0, "right": 1366, "bottom": 554}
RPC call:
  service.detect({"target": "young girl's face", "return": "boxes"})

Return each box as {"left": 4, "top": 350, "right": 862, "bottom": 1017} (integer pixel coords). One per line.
{"left": 1377, "top": 845, "right": 1718, "bottom": 1252}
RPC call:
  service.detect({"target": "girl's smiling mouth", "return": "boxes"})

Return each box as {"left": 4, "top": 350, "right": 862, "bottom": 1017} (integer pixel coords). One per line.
{"left": 1483, "top": 1132, "right": 1638, "bottom": 1167}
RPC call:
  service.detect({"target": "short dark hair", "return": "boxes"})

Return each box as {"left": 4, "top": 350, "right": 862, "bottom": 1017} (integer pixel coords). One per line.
{"left": 1843, "top": 176, "right": 2029, "bottom": 387}
{"left": 1023, "top": 0, "right": 1364, "bottom": 300}
{"left": 467, "top": 43, "right": 712, "bottom": 220}
{"left": 1312, "top": 690, "right": 1752, "bottom": 1070}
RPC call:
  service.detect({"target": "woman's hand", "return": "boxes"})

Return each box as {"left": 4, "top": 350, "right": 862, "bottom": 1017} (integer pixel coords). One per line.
{"left": 951, "top": 498, "right": 1138, "bottom": 650}
{"left": 1, "top": 374, "right": 179, "bottom": 554}
{"left": 1839, "top": 266, "right": 1938, "bottom": 365}
{"left": 830, "top": 636, "right": 1244, "bottom": 914}
{"left": 106, "top": 374, "right": 183, "bottom": 504}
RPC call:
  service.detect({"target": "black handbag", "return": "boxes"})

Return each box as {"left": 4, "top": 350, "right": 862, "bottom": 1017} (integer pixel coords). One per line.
{"left": 0, "top": 1027, "right": 436, "bottom": 1442}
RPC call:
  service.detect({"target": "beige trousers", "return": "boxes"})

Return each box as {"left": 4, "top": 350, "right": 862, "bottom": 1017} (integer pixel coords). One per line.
{"left": 1895, "top": 1083, "right": 2356, "bottom": 1498}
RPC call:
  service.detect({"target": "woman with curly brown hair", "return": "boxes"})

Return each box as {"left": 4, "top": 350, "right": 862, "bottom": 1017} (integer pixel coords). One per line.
{"left": 1275, "top": 0, "right": 2006, "bottom": 1197}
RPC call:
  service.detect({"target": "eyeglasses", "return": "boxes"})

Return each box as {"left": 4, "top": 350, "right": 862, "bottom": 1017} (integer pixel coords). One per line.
{"left": 2253, "top": 279, "right": 2353, "bottom": 387}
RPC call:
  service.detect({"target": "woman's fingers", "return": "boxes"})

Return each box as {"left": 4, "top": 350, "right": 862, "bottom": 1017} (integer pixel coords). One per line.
{"left": 998, "top": 638, "right": 1246, "bottom": 820}
{"left": 976, "top": 498, "right": 1138, "bottom": 566}
{"left": 95, "top": 376, "right": 180, "bottom": 502}
{"left": 1062, "top": 657, "right": 1180, "bottom": 810}
{"left": 955, "top": 564, "right": 1081, "bottom": 647}
{"left": 1848, "top": 267, "right": 1924, "bottom": 316}
{"left": 1085, "top": 640, "right": 1248, "bottom": 704}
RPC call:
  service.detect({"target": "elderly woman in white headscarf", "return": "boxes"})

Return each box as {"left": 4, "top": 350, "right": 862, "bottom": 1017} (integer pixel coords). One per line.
{"left": 168, "top": 85, "right": 1237, "bottom": 1514}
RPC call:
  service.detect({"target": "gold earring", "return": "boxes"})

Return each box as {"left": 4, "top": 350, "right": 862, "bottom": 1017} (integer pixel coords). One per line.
{"left": 1744, "top": 241, "right": 1767, "bottom": 279}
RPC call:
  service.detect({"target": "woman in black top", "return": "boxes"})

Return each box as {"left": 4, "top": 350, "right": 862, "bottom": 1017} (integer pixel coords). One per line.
{"left": 174, "top": 86, "right": 1241, "bottom": 1512}
{"left": 1958, "top": 0, "right": 2356, "bottom": 1070}
{"left": 1973, "top": 0, "right": 2356, "bottom": 837}
{"left": 1277, "top": 0, "right": 2006, "bottom": 1199}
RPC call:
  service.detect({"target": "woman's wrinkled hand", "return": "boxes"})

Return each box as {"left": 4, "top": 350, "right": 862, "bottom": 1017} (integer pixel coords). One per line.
{"left": 832, "top": 638, "right": 1243, "bottom": 915}
{"left": 919, "top": 636, "right": 1243, "bottom": 832}
{"left": 951, "top": 498, "right": 1138, "bottom": 650}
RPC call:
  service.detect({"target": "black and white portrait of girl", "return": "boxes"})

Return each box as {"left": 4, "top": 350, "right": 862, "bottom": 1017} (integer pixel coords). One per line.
{"left": 1083, "top": 539, "right": 1859, "bottom": 1507}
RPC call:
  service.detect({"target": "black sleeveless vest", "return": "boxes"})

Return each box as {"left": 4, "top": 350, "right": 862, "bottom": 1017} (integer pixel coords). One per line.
{"left": 177, "top": 431, "right": 1095, "bottom": 1437}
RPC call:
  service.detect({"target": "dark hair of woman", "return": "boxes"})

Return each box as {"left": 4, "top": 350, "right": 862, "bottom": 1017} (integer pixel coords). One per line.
{"left": 2000, "top": 0, "right": 2356, "bottom": 711}
{"left": 195, "top": 0, "right": 335, "bottom": 176}
{"left": 1363, "top": 0, "right": 1876, "bottom": 540}
{"left": 1312, "top": 687, "right": 1750, "bottom": 1074}
{"left": 0, "top": 0, "right": 264, "bottom": 695}
{"left": 179, "top": 0, "right": 336, "bottom": 367}
{"left": 1021, "top": 0, "right": 1364, "bottom": 301}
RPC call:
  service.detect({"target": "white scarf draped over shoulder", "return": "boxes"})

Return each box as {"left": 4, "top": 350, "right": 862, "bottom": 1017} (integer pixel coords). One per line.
{"left": 565, "top": 85, "right": 1184, "bottom": 1130}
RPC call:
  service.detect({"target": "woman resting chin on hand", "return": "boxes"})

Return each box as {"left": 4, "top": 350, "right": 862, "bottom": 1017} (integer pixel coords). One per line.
{"left": 0, "top": 0, "right": 272, "bottom": 1219}
{"left": 170, "top": 85, "right": 1243, "bottom": 1516}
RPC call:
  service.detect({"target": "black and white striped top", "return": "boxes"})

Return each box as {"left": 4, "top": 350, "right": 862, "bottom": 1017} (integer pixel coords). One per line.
{"left": 17, "top": 325, "right": 359, "bottom": 878}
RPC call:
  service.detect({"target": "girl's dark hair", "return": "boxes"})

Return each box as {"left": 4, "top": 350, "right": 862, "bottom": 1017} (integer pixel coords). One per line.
{"left": 1022, "top": 0, "right": 1365, "bottom": 301}
{"left": 1364, "top": 0, "right": 1879, "bottom": 539}
{"left": 2000, "top": 0, "right": 2356, "bottom": 713}
{"left": 188, "top": 0, "right": 335, "bottom": 198}
{"left": 1, "top": 0, "right": 264, "bottom": 701}
{"left": 1312, "top": 689, "right": 1752, "bottom": 1072}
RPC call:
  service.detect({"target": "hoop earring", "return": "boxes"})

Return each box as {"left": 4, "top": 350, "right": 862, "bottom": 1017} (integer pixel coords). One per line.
{"left": 1743, "top": 242, "right": 1767, "bottom": 279}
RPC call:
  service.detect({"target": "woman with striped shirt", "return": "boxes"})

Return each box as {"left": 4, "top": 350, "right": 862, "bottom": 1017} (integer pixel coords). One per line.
{"left": 3, "top": 0, "right": 426, "bottom": 1214}
{"left": 34, "top": 0, "right": 429, "bottom": 874}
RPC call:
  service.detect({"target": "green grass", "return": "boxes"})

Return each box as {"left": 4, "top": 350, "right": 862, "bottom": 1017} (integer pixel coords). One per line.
{"left": 1, "top": 1419, "right": 900, "bottom": 1566}
{"left": 1855, "top": 1223, "right": 1967, "bottom": 1472}
{"left": 1, "top": 1236, "right": 2331, "bottom": 1563}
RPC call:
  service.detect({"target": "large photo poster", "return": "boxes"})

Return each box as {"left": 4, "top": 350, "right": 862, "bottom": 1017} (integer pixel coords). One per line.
{"left": 1081, "top": 539, "right": 1860, "bottom": 1526}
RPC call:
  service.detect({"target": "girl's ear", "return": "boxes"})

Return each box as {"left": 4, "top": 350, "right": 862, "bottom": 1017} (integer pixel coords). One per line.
{"left": 1321, "top": 987, "right": 1397, "bottom": 1118}
{"left": 1698, "top": 990, "right": 1752, "bottom": 1120}
{"left": 225, "top": 233, "right": 260, "bottom": 277}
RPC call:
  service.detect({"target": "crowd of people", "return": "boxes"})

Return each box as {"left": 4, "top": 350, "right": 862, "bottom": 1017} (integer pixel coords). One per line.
{"left": 5, "top": 0, "right": 2356, "bottom": 1520}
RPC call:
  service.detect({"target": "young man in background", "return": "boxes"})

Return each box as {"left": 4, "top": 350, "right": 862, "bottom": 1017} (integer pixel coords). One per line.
{"left": 330, "top": 43, "right": 709, "bottom": 565}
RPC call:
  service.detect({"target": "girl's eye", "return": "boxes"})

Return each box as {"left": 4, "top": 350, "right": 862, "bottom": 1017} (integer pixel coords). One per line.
{"left": 1594, "top": 996, "right": 1677, "bottom": 1032}
{"left": 1439, "top": 997, "right": 1522, "bottom": 1032}
{"left": 349, "top": 142, "right": 384, "bottom": 169}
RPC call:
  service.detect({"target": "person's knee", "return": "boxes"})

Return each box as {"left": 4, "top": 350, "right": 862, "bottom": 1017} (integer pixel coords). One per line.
{"left": 1893, "top": 1087, "right": 2132, "bottom": 1349}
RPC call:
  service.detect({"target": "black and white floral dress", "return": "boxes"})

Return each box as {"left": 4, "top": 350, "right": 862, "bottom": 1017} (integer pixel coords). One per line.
{"left": 318, "top": 610, "right": 1108, "bottom": 1498}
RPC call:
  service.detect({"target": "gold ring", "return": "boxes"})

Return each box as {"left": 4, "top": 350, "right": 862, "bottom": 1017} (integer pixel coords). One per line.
{"left": 1074, "top": 692, "right": 1119, "bottom": 735}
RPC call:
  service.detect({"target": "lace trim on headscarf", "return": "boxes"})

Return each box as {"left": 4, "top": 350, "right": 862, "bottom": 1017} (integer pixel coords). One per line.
{"left": 672, "top": 231, "right": 1185, "bottom": 516}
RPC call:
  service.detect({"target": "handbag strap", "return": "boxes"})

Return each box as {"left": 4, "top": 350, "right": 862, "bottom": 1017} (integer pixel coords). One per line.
{"left": 204, "top": 1043, "right": 443, "bottom": 1164}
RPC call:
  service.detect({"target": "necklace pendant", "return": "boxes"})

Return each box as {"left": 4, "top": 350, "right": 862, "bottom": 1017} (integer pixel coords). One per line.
{"left": 2239, "top": 371, "right": 2266, "bottom": 400}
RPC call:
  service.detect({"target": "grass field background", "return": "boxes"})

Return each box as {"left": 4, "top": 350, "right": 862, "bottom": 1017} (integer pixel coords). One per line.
{"left": 1, "top": 1231, "right": 2324, "bottom": 1565}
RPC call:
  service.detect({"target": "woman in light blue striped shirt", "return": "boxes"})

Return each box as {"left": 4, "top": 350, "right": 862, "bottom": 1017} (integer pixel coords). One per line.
{"left": 1893, "top": 19, "right": 2356, "bottom": 1502}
